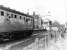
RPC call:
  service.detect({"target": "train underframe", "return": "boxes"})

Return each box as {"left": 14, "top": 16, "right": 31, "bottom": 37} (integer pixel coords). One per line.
{"left": 0, "top": 30, "right": 33, "bottom": 43}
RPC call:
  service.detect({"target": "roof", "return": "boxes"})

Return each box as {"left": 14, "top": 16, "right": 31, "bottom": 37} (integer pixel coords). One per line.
{"left": 0, "top": 5, "right": 33, "bottom": 18}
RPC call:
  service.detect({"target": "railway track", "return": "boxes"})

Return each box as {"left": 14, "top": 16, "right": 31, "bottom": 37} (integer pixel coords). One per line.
{"left": 0, "top": 31, "right": 33, "bottom": 44}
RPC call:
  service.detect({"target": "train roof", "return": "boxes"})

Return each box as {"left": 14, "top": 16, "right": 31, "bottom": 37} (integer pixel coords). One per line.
{"left": 0, "top": 5, "right": 33, "bottom": 18}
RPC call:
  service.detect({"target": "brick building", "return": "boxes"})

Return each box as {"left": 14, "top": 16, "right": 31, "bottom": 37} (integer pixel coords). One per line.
{"left": 32, "top": 12, "right": 42, "bottom": 30}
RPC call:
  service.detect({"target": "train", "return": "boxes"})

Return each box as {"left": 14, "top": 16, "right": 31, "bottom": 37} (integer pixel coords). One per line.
{"left": 0, "top": 5, "right": 43, "bottom": 41}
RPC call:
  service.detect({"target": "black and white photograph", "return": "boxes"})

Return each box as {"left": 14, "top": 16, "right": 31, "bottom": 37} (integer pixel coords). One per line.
{"left": 0, "top": 0, "right": 66, "bottom": 50}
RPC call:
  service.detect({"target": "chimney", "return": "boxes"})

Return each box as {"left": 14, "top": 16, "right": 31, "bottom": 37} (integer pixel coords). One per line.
{"left": 27, "top": 9, "right": 29, "bottom": 15}
{"left": 33, "top": 12, "right": 36, "bottom": 16}
{"left": 27, "top": 12, "right": 29, "bottom": 15}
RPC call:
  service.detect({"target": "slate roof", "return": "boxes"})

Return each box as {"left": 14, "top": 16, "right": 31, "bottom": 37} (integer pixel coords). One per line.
{"left": 0, "top": 5, "right": 33, "bottom": 18}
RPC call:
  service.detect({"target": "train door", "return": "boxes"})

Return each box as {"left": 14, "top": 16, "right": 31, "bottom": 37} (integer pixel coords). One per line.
{"left": 26, "top": 17, "right": 33, "bottom": 30}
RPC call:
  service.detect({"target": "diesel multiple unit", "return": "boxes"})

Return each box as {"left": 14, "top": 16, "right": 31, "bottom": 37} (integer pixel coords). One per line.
{"left": 0, "top": 5, "right": 43, "bottom": 41}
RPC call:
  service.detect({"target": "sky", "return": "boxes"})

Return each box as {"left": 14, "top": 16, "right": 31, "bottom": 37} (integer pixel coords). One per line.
{"left": 0, "top": 0, "right": 66, "bottom": 24}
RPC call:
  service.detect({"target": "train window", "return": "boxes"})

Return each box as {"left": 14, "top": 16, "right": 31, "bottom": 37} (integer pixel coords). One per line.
{"left": 24, "top": 17, "right": 25, "bottom": 20}
{"left": 49, "top": 21, "right": 52, "bottom": 25}
{"left": 14, "top": 15, "right": 17, "bottom": 18}
{"left": 26, "top": 18, "right": 28, "bottom": 22}
{"left": 1, "top": 11, "right": 4, "bottom": 16}
{"left": 20, "top": 16, "right": 21, "bottom": 19}
{"left": 26, "top": 17, "right": 30, "bottom": 22}
{"left": 11, "top": 14, "right": 13, "bottom": 18}
{"left": 9, "top": 16, "right": 11, "bottom": 18}
{"left": 6, "top": 13, "right": 11, "bottom": 18}
{"left": 7, "top": 13, "right": 9, "bottom": 16}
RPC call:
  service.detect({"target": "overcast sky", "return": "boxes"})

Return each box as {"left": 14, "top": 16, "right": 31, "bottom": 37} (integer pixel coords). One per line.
{"left": 0, "top": 0, "right": 66, "bottom": 24}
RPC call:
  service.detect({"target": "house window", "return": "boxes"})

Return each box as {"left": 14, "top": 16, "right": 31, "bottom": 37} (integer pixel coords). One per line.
{"left": 1, "top": 11, "right": 4, "bottom": 16}
{"left": 30, "top": 18, "right": 32, "bottom": 21}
